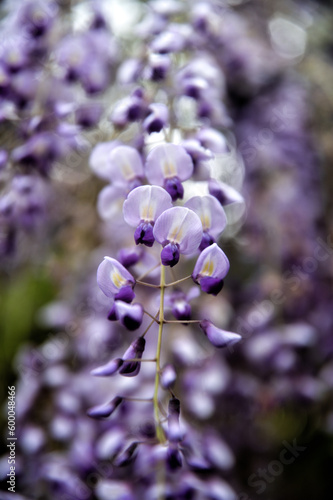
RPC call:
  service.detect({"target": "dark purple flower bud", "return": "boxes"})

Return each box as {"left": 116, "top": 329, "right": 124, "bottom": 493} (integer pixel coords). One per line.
{"left": 146, "top": 53, "right": 170, "bottom": 81}
{"left": 115, "top": 302, "right": 144, "bottom": 331}
{"left": 208, "top": 179, "right": 244, "bottom": 206}
{"left": 192, "top": 243, "right": 230, "bottom": 295}
{"left": 91, "top": 358, "right": 123, "bottom": 377}
{"left": 107, "top": 303, "right": 118, "bottom": 321}
{"left": 110, "top": 93, "right": 146, "bottom": 128}
{"left": 161, "top": 242, "right": 180, "bottom": 267}
{"left": 143, "top": 103, "right": 169, "bottom": 134}
{"left": 87, "top": 396, "right": 123, "bottom": 418}
{"left": 161, "top": 364, "right": 177, "bottom": 389}
{"left": 119, "top": 336, "right": 145, "bottom": 376}
{"left": 75, "top": 103, "right": 103, "bottom": 128}
{"left": 199, "top": 320, "right": 241, "bottom": 348}
{"left": 114, "top": 442, "right": 138, "bottom": 467}
{"left": 167, "top": 445, "right": 183, "bottom": 470}
{"left": 199, "top": 231, "right": 215, "bottom": 251}
{"left": 19, "top": 0, "right": 57, "bottom": 39}
{"left": 163, "top": 177, "right": 184, "bottom": 201}
{"left": 134, "top": 222, "right": 155, "bottom": 247}
{"left": 117, "top": 247, "right": 142, "bottom": 268}
{"left": 115, "top": 285, "right": 136, "bottom": 303}
{"left": 167, "top": 398, "right": 183, "bottom": 443}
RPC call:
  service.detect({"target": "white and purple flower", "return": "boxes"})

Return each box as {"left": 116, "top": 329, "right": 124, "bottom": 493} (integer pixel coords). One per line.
{"left": 123, "top": 185, "right": 173, "bottom": 247}
{"left": 192, "top": 243, "right": 230, "bottom": 295}
{"left": 145, "top": 143, "right": 193, "bottom": 201}
{"left": 153, "top": 206, "right": 203, "bottom": 267}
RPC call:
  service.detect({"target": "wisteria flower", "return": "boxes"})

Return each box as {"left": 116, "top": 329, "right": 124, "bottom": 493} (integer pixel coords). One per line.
{"left": 153, "top": 206, "right": 203, "bottom": 267}
{"left": 97, "top": 256, "right": 136, "bottom": 302}
{"left": 185, "top": 195, "right": 227, "bottom": 250}
{"left": 123, "top": 185, "right": 173, "bottom": 247}
{"left": 208, "top": 179, "right": 244, "bottom": 206}
{"left": 192, "top": 243, "right": 230, "bottom": 295}
{"left": 106, "top": 145, "right": 144, "bottom": 188}
{"left": 199, "top": 320, "right": 241, "bottom": 348}
{"left": 145, "top": 144, "right": 193, "bottom": 200}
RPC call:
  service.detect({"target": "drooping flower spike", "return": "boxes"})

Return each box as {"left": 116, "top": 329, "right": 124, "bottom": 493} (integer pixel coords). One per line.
{"left": 97, "top": 256, "right": 136, "bottom": 302}
{"left": 199, "top": 320, "right": 241, "bottom": 349}
{"left": 185, "top": 195, "right": 227, "bottom": 251}
{"left": 145, "top": 143, "right": 194, "bottom": 201}
{"left": 192, "top": 243, "right": 230, "bottom": 295}
{"left": 123, "top": 185, "right": 173, "bottom": 247}
{"left": 153, "top": 206, "right": 203, "bottom": 267}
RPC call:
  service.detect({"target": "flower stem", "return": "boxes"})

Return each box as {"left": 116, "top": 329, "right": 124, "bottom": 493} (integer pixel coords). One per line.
{"left": 154, "top": 264, "right": 166, "bottom": 443}
{"left": 165, "top": 275, "right": 191, "bottom": 287}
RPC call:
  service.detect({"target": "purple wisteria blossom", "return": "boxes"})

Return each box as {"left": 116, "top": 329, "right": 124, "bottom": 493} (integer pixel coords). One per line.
{"left": 97, "top": 256, "right": 136, "bottom": 302}
{"left": 185, "top": 195, "right": 227, "bottom": 250}
{"left": 123, "top": 185, "right": 173, "bottom": 247}
{"left": 153, "top": 206, "right": 203, "bottom": 266}
{"left": 145, "top": 144, "right": 194, "bottom": 200}
{"left": 192, "top": 243, "right": 230, "bottom": 295}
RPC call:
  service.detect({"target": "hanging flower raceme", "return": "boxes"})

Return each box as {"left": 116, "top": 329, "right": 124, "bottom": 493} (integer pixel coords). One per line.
{"left": 153, "top": 206, "right": 203, "bottom": 267}
{"left": 199, "top": 320, "right": 241, "bottom": 349}
{"left": 145, "top": 143, "right": 194, "bottom": 201}
{"left": 123, "top": 185, "right": 173, "bottom": 247}
{"left": 185, "top": 195, "right": 227, "bottom": 251}
{"left": 97, "top": 256, "right": 136, "bottom": 302}
{"left": 192, "top": 243, "right": 230, "bottom": 295}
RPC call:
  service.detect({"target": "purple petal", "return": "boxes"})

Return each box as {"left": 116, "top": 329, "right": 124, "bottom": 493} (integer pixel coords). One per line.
{"left": 123, "top": 185, "right": 172, "bottom": 227}
{"left": 196, "top": 128, "right": 229, "bottom": 154}
{"left": 134, "top": 222, "right": 155, "bottom": 247}
{"left": 114, "top": 301, "right": 143, "bottom": 331}
{"left": 91, "top": 358, "right": 123, "bottom": 377}
{"left": 107, "top": 146, "right": 144, "bottom": 184}
{"left": 208, "top": 179, "right": 244, "bottom": 206}
{"left": 97, "top": 257, "right": 135, "bottom": 297}
{"left": 154, "top": 206, "right": 203, "bottom": 255}
{"left": 161, "top": 364, "right": 177, "bottom": 389}
{"left": 163, "top": 176, "right": 184, "bottom": 201}
{"left": 143, "top": 103, "right": 169, "bottom": 134}
{"left": 97, "top": 184, "right": 128, "bottom": 220}
{"left": 87, "top": 396, "right": 123, "bottom": 418}
{"left": 89, "top": 141, "right": 121, "bottom": 180}
{"left": 185, "top": 195, "right": 227, "bottom": 238}
{"left": 119, "top": 336, "right": 145, "bottom": 376}
{"left": 161, "top": 242, "right": 180, "bottom": 267}
{"left": 192, "top": 243, "right": 230, "bottom": 284}
{"left": 145, "top": 143, "right": 193, "bottom": 185}
{"left": 200, "top": 320, "right": 241, "bottom": 348}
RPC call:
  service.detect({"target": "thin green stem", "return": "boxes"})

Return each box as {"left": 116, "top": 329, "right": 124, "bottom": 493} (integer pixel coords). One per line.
{"left": 144, "top": 310, "right": 161, "bottom": 323}
{"left": 153, "top": 264, "right": 166, "bottom": 443}
{"left": 163, "top": 319, "right": 201, "bottom": 324}
{"left": 165, "top": 275, "right": 192, "bottom": 287}
{"left": 141, "top": 314, "right": 159, "bottom": 338}
{"left": 136, "top": 263, "right": 160, "bottom": 281}
{"left": 136, "top": 280, "right": 160, "bottom": 289}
